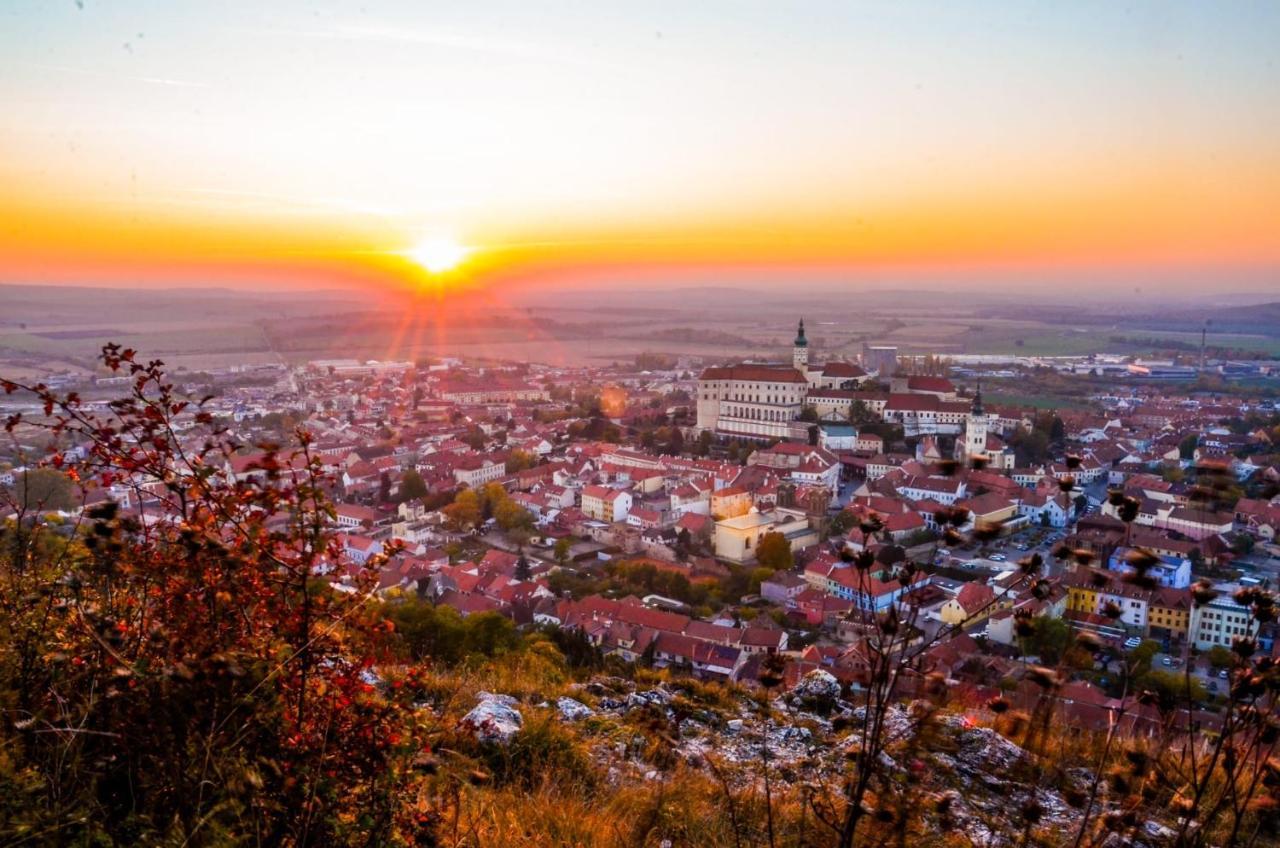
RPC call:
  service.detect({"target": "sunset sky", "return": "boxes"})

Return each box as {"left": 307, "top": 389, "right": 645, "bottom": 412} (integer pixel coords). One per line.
{"left": 2, "top": 1, "right": 1278, "bottom": 296}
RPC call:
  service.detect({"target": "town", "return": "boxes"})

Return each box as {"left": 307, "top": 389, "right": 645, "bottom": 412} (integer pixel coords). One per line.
{"left": 5, "top": 319, "right": 1279, "bottom": 736}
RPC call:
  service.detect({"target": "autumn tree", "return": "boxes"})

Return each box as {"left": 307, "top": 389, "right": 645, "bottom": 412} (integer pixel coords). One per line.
{"left": 443, "top": 486, "right": 483, "bottom": 530}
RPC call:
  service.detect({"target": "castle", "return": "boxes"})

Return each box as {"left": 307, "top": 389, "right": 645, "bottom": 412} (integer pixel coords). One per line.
{"left": 697, "top": 319, "right": 1010, "bottom": 466}
{"left": 695, "top": 319, "right": 871, "bottom": 440}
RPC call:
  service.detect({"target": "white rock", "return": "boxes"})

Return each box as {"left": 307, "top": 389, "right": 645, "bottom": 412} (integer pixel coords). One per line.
{"left": 461, "top": 698, "right": 523, "bottom": 744}
{"left": 726, "top": 719, "right": 745, "bottom": 733}
{"left": 556, "top": 696, "right": 594, "bottom": 721}
{"left": 475, "top": 691, "right": 519, "bottom": 707}
{"left": 791, "top": 669, "right": 841, "bottom": 705}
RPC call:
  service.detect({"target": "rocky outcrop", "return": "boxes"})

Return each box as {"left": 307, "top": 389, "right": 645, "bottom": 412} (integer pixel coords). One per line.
{"left": 461, "top": 693, "right": 523, "bottom": 744}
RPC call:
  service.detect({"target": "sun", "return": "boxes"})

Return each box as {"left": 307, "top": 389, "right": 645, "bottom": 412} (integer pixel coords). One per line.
{"left": 406, "top": 236, "right": 470, "bottom": 274}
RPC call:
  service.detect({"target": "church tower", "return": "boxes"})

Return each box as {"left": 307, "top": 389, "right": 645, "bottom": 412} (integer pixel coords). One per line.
{"left": 962, "top": 383, "right": 988, "bottom": 460}
{"left": 793, "top": 318, "right": 809, "bottom": 371}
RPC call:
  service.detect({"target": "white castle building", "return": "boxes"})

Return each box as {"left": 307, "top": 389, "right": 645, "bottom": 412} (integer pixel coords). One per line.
{"left": 696, "top": 320, "right": 872, "bottom": 440}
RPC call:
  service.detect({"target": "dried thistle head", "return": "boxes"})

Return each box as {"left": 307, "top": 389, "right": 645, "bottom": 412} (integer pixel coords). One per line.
{"left": 1017, "top": 552, "right": 1043, "bottom": 575}
{"left": 1025, "top": 666, "right": 1060, "bottom": 689}
{"left": 1192, "top": 580, "right": 1217, "bottom": 605}
{"left": 972, "top": 520, "right": 1003, "bottom": 543}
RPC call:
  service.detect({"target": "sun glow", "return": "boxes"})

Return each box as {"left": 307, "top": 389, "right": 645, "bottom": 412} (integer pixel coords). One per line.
{"left": 406, "top": 237, "right": 470, "bottom": 274}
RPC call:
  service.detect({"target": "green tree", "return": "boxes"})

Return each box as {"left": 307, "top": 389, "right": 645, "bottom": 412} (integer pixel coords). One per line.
{"left": 1130, "top": 639, "right": 1160, "bottom": 676}
{"left": 12, "top": 468, "right": 76, "bottom": 511}
{"left": 755, "top": 531, "right": 793, "bottom": 571}
{"left": 848, "top": 400, "right": 879, "bottom": 427}
{"left": 1135, "top": 669, "right": 1208, "bottom": 710}
{"left": 1178, "top": 433, "right": 1199, "bottom": 460}
{"left": 828, "top": 509, "right": 857, "bottom": 538}
{"left": 399, "top": 468, "right": 428, "bottom": 501}
{"left": 1023, "top": 615, "right": 1071, "bottom": 665}
{"left": 1205, "top": 645, "right": 1235, "bottom": 669}
{"left": 553, "top": 537, "right": 573, "bottom": 566}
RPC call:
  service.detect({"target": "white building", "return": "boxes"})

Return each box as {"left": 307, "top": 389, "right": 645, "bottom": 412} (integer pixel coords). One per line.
{"left": 1189, "top": 589, "right": 1259, "bottom": 650}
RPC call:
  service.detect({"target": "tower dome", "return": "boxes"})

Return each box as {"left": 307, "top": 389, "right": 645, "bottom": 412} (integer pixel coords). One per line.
{"left": 792, "top": 318, "right": 809, "bottom": 371}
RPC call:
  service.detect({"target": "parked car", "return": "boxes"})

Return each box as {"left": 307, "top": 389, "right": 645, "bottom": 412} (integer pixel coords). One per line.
{"left": 990, "top": 553, "right": 1007, "bottom": 562}
{"left": 1218, "top": 668, "right": 1229, "bottom": 679}
{"left": 1123, "top": 636, "right": 1142, "bottom": 650}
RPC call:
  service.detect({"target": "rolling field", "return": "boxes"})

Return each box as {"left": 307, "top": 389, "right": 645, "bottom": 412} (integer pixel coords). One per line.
{"left": 2, "top": 284, "right": 1277, "bottom": 374}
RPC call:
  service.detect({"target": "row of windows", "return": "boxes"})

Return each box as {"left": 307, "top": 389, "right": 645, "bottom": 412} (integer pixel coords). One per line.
{"left": 725, "top": 406, "right": 792, "bottom": 422}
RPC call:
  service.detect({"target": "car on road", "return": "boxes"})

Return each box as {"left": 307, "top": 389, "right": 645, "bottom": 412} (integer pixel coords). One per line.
{"left": 990, "top": 553, "right": 1007, "bottom": 562}
{"left": 1218, "top": 668, "right": 1229, "bottom": 679}
{"left": 1123, "top": 636, "right": 1142, "bottom": 650}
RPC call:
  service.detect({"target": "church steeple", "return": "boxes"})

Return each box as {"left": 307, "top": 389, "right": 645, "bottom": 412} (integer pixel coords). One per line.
{"left": 792, "top": 318, "right": 809, "bottom": 371}
{"left": 972, "top": 381, "right": 984, "bottom": 417}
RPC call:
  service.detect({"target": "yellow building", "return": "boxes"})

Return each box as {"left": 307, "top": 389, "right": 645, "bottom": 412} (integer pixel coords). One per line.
{"left": 940, "top": 582, "right": 998, "bottom": 627}
{"left": 1148, "top": 588, "right": 1191, "bottom": 642}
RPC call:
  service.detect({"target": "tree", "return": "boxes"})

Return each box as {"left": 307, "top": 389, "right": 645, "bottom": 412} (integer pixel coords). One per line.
{"left": 1130, "top": 639, "right": 1160, "bottom": 676}
{"left": 755, "top": 531, "right": 793, "bottom": 571}
{"left": 1135, "top": 669, "right": 1208, "bottom": 710}
{"left": 514, "top": 548, "right": 532, "bottom": 581}
{"left": 828, "top": 509, "right": 857, "bottom": 538}
{"left": 399, "top": 468, "right": 428, "bottom": 501}
{"left": 12, "top": 468, "right": 76, "bottom": 511}
{"left": 799, "top": 405, "right": 819, "bottom": 423}
{"left": 378, "top": 469, "right": 392, "bottom": 503}
{"left": 1049, "top": 415, "right": 1066, "bottom": 444}
{"left": 1023, "top": 615, "right": 1071, "bottom": 665}
{"left": 1178, "top": 432, "right": 1199, "bottom": 460}
{"left": 505, "top": 449, "right": 537, "bottom": 474}
{"left": 444, "top": 487, "right": 483, "bottom": 530}
{"left": 461, "top": 425, "right": 487, "bottom": 450}
{"left": 675, "top": 527, "right": 693, "bottom": 562}
{"left": 1206, "top": 645, "right": 1235, "bottom": 669}
{"left": 696, "top": 429, "right": 713, "bottom": 457}
{"left": 553, "top": 537, "right": 573, "bottom": 567}
{"left": 849, "top": 400, "right": 879, "bottom": 427}
{"left": 494, "top": 498, "right": 534, "bottom": 534}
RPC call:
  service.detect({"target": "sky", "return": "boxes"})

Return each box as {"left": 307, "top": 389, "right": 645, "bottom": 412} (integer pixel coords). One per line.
{"left": 1, "top": 1, "right": 1278, "bottom": 298}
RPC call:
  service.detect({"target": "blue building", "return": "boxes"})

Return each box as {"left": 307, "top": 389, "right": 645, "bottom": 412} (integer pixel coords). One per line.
{"left": 1106, "top": 547, "right": 1191, "bottom": 589}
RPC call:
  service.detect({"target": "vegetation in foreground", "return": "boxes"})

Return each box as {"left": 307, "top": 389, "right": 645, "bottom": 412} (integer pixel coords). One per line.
{"left": 2, "top": 349, "right": 1279, "bottom": 847}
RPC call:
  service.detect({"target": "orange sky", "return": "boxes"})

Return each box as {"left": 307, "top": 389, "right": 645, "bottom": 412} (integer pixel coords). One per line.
{"left": 2, "top": 2, "right": 1278, "bottom": 295}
